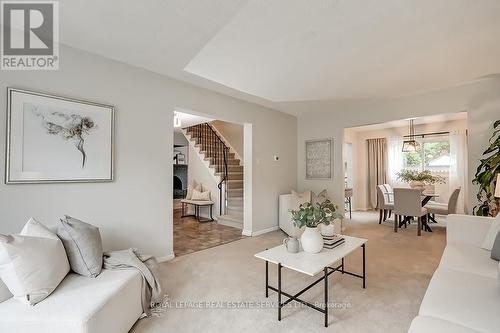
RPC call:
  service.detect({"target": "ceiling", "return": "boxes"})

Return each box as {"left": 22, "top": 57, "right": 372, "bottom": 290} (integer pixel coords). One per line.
{"left": 174, "top": 112, "right": 213, "bottom": 132}
{"left": 348, "top": 111, "right": 467, "bottom": 133}
{"left": 59, "top": 1, "right": 500, "bottom": 111}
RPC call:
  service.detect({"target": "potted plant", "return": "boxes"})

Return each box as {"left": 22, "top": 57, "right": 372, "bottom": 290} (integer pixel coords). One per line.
{"left": 396, "top": 169, "right": 445, "bottom": 191}
{"left": 291, "top": 199, "right": 343, "bottom": 253}
{"left": 473, "top": 120, "right": 500, "bottom": 217}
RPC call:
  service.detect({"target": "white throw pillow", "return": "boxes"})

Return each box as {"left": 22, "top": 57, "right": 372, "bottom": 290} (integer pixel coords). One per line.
{"left": 185, "top": 181, "right": 202, "bottom": 200}
{"left": 0, "top": 218, "right": 70, "bottom": 305}
{"left": 0, "top": 275, "right": 12, "bottom": 303}
{"left": 192, "top": 189, "right": 211, "bottom": 201}
{"left": 481, "top": 214, "right": 500, "bottom": 251}
{"left": 291, "top": 190, "right": 311, "bottom": 210}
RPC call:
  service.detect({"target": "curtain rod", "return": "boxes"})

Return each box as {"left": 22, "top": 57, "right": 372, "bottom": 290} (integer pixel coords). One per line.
{"left": 403, "top": 131, "right": 449, "bottom": 138}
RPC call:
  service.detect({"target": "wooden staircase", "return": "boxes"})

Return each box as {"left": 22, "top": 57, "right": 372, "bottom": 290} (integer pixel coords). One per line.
{"left": 184, "top": 123, "right": 243, "bottom": 228}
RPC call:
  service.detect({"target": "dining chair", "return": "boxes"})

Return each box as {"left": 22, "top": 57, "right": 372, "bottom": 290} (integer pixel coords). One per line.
{"left": 382, "top": 184, "right": 394, "bottom": 203}
{"left": 425, "top": 187, "right": 461, "bottom": 222}
{"left": 377, "top": 185, "right": 394, "bottom": 224}
{"left": 393, "top": 188, "right": 428, "bottom": 236}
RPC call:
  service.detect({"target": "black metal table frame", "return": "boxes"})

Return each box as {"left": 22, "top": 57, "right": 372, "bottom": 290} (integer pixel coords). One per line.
{"left": 181, "top": 201, "right": 214, "bottom": 222}
{"left": 264, "top": 243, "right": 365, "bottom": 328}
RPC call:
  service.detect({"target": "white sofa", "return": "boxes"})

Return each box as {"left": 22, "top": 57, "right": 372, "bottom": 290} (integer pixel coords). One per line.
{"left": 408, "top": 214, "right": 500, "bottom": 333}
{"left": 0, "top": 269, "right": 143, "bottom": 333}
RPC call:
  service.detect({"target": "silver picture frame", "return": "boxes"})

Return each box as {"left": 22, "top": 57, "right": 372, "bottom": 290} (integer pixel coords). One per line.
{"left": 5, "top": 88, "right": 115, "bottom": 184}
{"left": 305, "top": 138, "right": 333, "bottom": 180}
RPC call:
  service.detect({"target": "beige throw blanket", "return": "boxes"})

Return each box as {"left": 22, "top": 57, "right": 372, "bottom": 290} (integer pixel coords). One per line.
{"left": 103, "top": 248, "right": 166, "bottom": 317}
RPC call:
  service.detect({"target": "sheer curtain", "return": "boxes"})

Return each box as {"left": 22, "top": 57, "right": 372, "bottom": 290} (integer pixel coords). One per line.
{"left": 387, "top": 137, "right": 405, "bottom": 188}
{"left": 449, "top": 130, "right": 468, "bottom": 214}
{"left": 367, "top": 138, "right": 388, "bottom": 209}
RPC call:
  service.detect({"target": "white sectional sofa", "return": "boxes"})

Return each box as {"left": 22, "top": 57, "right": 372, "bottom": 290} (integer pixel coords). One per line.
{"left": 408, "top": 214, "right": 500, "bottom": 333}
{"left": 0, "top": 269, "right": 143, "bottom": 333}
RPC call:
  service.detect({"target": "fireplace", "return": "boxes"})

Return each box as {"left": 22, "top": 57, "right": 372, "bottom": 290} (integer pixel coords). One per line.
{"left": 173, "top": 164, "right": 188, "bottom": 199}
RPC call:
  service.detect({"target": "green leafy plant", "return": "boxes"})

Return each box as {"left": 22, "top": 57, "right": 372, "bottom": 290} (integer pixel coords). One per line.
{"left": 473, "top": 120, "right": 500, "bottom": 217}
{"left": 291, "top": 199, "right": 343, "bottom": 228}
{"left": 396, "top": 169, "right": 445, "bottom": 184}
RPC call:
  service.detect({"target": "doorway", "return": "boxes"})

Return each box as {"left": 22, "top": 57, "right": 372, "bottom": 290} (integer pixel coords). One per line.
{"left": 342, "top": 112, "right": 469, "bottom": 226}
{"left": 171, "top": 110, "right": 250, "bottom": 256}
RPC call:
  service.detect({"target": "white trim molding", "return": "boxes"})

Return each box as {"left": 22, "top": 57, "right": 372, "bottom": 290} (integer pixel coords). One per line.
{"left": 157, "top": 253, "right": 175, "bottom": 262}
{"left": 249, "top": 225, "right": 280, "bottom": 237}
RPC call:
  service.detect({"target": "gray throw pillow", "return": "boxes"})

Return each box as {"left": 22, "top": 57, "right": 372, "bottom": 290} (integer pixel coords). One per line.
{"left": 57, "top": 216, "right": 103, "bottom": 278}
{"left": 491, "top": 230, "right": 500, "bottom": 261}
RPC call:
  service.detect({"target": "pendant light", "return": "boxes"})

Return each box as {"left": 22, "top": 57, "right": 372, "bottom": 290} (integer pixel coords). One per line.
{"left": 173, "top": 112, "right": 181, "bottom": 128}
{"left": 402, "top": 119, "right": 419, "bottom": 152}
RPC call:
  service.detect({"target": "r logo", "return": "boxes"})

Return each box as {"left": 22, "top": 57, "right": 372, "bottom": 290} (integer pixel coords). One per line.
{"left": 3, "top": 2, "right": 53, "bottom": 55}
{"left": 1, "top": 1, "right": 58, "bottom": 69}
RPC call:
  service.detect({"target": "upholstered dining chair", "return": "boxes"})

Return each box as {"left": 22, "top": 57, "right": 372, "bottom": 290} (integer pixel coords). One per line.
{"left": 377, "top": 185, "right": 394, "bottom": 224}
{"left": 382, "top": 184, "right": 394, "bottom": 203}
{"left": 393, "top": 188, "right": 428, "bottom": 236}
{"left": 425, "top": 187, "right": 461, "bottom": 222}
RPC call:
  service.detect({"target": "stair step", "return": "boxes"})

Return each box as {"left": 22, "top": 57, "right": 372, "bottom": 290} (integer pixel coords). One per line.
{"left": 227, "top": 197, "right": 243, "bottom": 203}
{"left": 227, "top": 203, "right": 243, "bottom": 211}
{"left": 226, "top": 209, "right": 243, "bottom": 218}
{"left": 210, "top": 165, "right": 242, "bottom": 174}
{"left": 205, "top": 157, "right": 240, "bottom": 165}
{"left": 228, "top": 165, "right": 243, "bottom": 172}
{"left": 217, "top": 214, "right": 243, "bottom": 229}
{"left": 227, "top": 188, "right": 243, "bottom": 197}
{"left": 227, "top": 180, "right": 243, "bottom": 189}
{"left": 216, "top": 172, "right": 243, "bottom": 180}
{"left": 198, "top": 150, "right": 235, "bottom": 159}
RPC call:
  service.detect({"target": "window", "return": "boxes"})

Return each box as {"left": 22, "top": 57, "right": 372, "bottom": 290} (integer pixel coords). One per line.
{"left": 402, "top": 138, "right": 450, "bottom": 173}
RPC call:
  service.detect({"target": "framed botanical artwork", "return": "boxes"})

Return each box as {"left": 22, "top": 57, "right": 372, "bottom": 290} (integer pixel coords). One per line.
{"left": 305, "top": 138, "right": 333, "bottom": 179}
{"left": 5, "top": 88, "right": 114, "bottom": 184}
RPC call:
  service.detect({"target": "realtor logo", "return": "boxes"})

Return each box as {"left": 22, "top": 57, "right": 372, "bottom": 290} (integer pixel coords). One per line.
{"left": 1, "top": 1, "right": 59, "bottom": 70}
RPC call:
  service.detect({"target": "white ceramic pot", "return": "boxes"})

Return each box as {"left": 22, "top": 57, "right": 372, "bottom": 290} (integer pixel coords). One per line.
{"left": 300, "top": 227, "right": 324, "bottom": 254}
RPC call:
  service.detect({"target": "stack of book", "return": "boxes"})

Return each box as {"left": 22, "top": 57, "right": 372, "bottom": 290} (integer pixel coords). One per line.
{"left": 323, "top": 234, "right": 345, "bottom": 249}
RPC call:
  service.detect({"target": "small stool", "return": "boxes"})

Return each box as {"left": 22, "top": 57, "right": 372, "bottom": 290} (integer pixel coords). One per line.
{"left": 180, "top": 199, "right": 214, "bottom": 222}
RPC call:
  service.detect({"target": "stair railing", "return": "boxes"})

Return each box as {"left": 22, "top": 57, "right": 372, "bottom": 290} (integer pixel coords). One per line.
{"left": 184, "top": 122, "right": 229, "bottom": 215}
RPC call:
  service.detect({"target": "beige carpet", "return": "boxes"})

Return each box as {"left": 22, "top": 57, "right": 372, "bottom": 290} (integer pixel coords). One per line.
{"left": 131, "top": 211, "right": 446, "bottom": 333}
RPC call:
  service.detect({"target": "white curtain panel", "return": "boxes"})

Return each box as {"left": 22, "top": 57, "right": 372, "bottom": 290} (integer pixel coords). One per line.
{"left": 449, "top": 130, "right": 469, "bottom": 214}
{"left": 387, "top": 137, "right": 406, "bottom": 188}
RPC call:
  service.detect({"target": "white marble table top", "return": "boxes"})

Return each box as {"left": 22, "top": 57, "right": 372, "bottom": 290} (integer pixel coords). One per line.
{"left": 254, "top": 235, "right": 367, "bottom": 276}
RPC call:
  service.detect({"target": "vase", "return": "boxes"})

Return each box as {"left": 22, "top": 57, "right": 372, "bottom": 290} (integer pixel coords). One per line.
{"left": 320, "top": 223, "right": 335, "bottom": 237}
{"left": 409, "top": 181, "right": 425, "bottom": 191}
{"left": 300, "top": 227, "right": 324, "bottom": 254}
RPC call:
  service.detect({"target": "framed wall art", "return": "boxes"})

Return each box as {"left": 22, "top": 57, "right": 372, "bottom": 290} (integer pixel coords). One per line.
{"left": 5, "top": 88, "right": 114, "bottom": 184}
{"left": 305, "top": 138, "right": 333, "bottom": 179}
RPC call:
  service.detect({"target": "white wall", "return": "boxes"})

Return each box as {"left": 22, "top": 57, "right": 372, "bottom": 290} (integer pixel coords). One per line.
{"left": 186, "top": 141, "right": 220, "bottom": 217}
{"left": 211, "top": 120, "right": 244, "bottom": 162}
{"left": 0, "top": 45, "right": 297, "bottom": 258}
{"left": 297, "top": 78, "right": 500, "bottom": 218}
{"left": 345, "top": 118, "right": 467, "bottom": 210}
{"left": 174, "top": 132, "right": 189, "bottom": 146}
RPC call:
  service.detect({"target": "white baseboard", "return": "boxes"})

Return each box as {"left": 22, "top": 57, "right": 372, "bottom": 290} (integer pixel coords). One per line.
{"left": 157, "top": 253, "right": 175, "bottom": 262}
{"left": 250, "top": 225, "right": 280, "bottom": 236}
{"left": 242, "top": 228, "right": 252, "bottom": 236}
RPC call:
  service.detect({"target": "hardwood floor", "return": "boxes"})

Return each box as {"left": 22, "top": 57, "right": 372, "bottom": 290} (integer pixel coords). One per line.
{"left": 173, "top": 208, "right": 245, "bottom": 256}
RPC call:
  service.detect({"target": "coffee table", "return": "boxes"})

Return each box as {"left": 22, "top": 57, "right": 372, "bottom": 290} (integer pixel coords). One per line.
{"left": 254, "top": 235, "right": 367, "bottom": 327}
